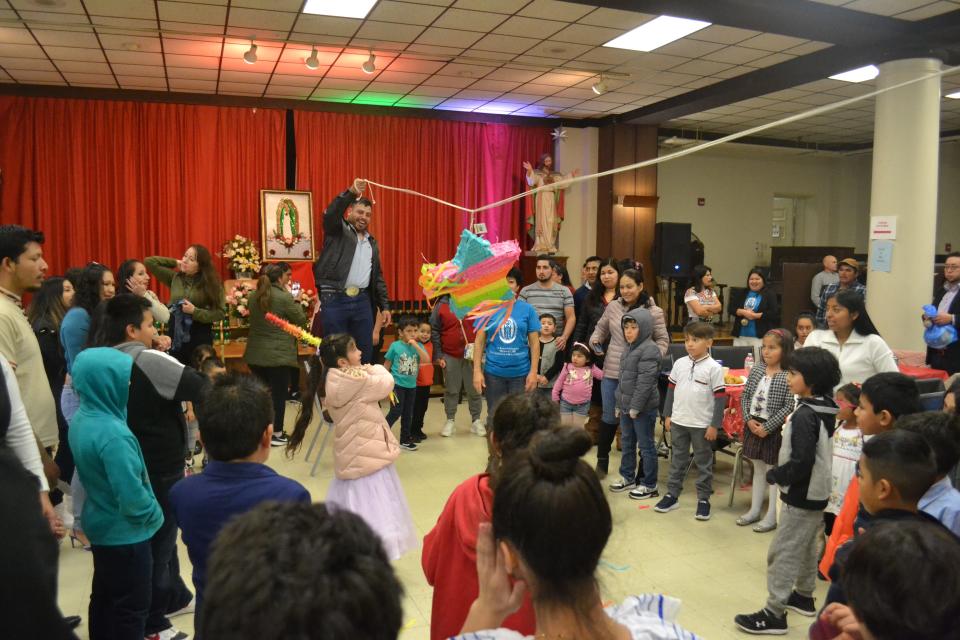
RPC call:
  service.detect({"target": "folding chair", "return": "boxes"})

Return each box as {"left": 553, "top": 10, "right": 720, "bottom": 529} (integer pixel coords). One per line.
{"left": 301, "top": 360, "right": 334, "bottom": 477}
{"left": 916, "top": 378, "right": 945, "bottom": 394}
{"left": 709, "top": 345, "right": 754, "bottom": 369}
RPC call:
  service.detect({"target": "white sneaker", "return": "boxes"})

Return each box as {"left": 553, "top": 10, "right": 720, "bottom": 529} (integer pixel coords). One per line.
{"left": 167, "top": 597, "right": 195, "bottom": 618}
{"left": 441, "top": 419, "right": 455, "bottom": 437}
{"left": 471, "top": 419, "right": 487, "bottom": 437}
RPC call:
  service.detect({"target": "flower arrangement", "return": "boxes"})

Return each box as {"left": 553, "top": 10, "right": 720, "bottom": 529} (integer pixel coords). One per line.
{"left": 225, "top": 281, "right": 255, "bottom": 321}
{"left": 291, "top": 286, "right": 316, "bottom": 311}
{"left": 221, "top": 235, "right": 261, "bottom": 275}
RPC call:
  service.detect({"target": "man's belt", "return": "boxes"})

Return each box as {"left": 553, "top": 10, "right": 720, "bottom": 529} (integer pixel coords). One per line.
{"left": 320, "top": 286, "right": 367, "bottom": 297}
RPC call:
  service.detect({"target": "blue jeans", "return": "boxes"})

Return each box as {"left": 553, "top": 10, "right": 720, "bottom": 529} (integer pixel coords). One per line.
{"left": 619, "top": 409, "right": 658, "bottom": 487}
{"left": 385, "top": 385, "right": 417, "bottom": 443}
{"left": 600, "top": 377, "right": 619, "bottom": 424}
{"left": 320, "top": 291, "right": 375, "bottom": 363}
{"left": 484, "top": 372, "right": 527, "bottom": 427}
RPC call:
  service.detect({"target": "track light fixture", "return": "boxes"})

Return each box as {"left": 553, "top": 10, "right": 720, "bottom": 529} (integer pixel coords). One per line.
{"left": 305, "top": 46, "right": 320, "bottom": 70}
{"left": 361, "top": 51, "right": 376, "bottom": 74}
{"left": 243, "top": 41, "right": 258, "bottom": 64}
{"left": 591, "top": 74, "right": 607, "bottom": 95}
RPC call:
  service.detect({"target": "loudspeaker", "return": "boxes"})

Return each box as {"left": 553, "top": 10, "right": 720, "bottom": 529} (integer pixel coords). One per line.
{"left": 653, "top": 222, "right": 692, "bottom": 277}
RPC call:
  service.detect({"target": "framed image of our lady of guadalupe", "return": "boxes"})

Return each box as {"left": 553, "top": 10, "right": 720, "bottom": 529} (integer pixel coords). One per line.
{"left": 260, "top": 189, "right": 315, "bottom": 261}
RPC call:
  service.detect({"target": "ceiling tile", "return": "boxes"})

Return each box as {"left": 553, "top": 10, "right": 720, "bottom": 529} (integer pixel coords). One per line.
{"left": 166, "top": 66, "right": 218, "bottom": 79}
{"left": 386, "top": 58, "right": 445, "bottom": 73}
{"left": 293, "top": 14, "right": 360, "bottom": 36}
{"left": 317, "top": 78, "right": 368, "bottom": 90}
{"left": 524, "top": 40, "right": 592, "bottom": 59}
{"left": 786, "top": 41, "right": 832, "bottom": 55}
{"left": 93, "top": 16, "right": 156, "bottom": 29}
{"left": 56, "top": 60, "right": 111, "bottom": 73}
{"left": 101, "top": 33, "right": 164, "bottom": 52}
{"left": 670, "top": 59, "right": 732, "bottom": 76}
{"left": 452, "top": 0, "right": 527, "bottom": 12}
{"left": 409, "top": 84, "right": 460, "bottom": 97}
{"left": 164, "top": 53, "right": 220, "bottom": 68}
{"left": 269, "top": 72, "right": 321, "bottom": 86}
{"left": 0, "top": 56, "right": 56, "bottom": 71}
{"left": 311, "top": 87, "right": 358, "bottom": 99}
{"left": 43, "top": 45, "right": 106, "bottom": 61}
{"left": 894, "top": 0, "right": 960, "bottom": 20}
{"left": 65, "top": 73, "right": 117, "bottom": 86}
{"left": 160, "top": 20, "right": 224, "bottom": 36}
{"left": 9, "top": 69, "right": 63, "bottom": 82}
{"left": 405, "top": 43, "right": 464, "bottom": 56}
{"left": 369, "top": 1, "right": 446, "bottom": 25}
{"left": 433, "top": 8, "right": 507, "bottom": 32}
{"left": 0, "top": 26, "right": 34, "bottom": 45}
{"left": 106, "top": 50, "right": 164, "bottom": 65}
{"left": 375, "top": 69, "right": 429, "bottom": 83}
{"left": 218, "top": 80, "right": 265, "bottom": 92}
{"left": 84, "top": 0, "right": 155, "bottom": 19}
{"left": 467, "top": 78, "right": 521, "bottom": 91}
{"left": 220, "top": 69, "right": 272, "bottom": 83}
{"left": 747, "top": 52, "right": 796, "bottom": 68}
{"left": 484, "top": 67, "right": 543, "bottom": 82}
{"left": 232, "top": 0, "right": 300, "bottom": 9}
{"left": 228, "top": 7, "right": 296, "bottom": 31}
{"left": 0, "top": 43, "right": 46, "bottom": 58}
{"left": 535, "top": 95, "right": 582, "bottom": 107}
{"left": 576, "top": 47, "right": 636, "bottom": 65}
{"left": 354, "top": 20, "right": 424, "bottom": 42}
{"left": 711, "top": 65, "right": 754, "bottom": 79}
{"left": 514, "top": 82, "right": 560, "bottom": 95}
{"left": 738, "top": 33, "right": 809, "bottom": 52}
{"left": 324, "top": 65, "right": 381, "bottom": 80}
{"left": 494, "top": 16, "right": 567, "bottom": 39}
{"left": 437, "top": 62, "right": 492, "bottom": 78}
{"left": 460, "top": 49, "right": 517, "bottom": 61}
{"left": 9, "top": 0, "right": 85, "bottom": 13}
{"left": 415, "top": 27, "right": 483, "bottom": 48}
{"left": 577, "top": 8, "right": 654, "bottom": 29}
{"left": 17, "top": 9, "right": 89, "bottom": 24}
{"left": 655, "top": 38, "right": 725, "bottom": 59}
{"left": 551, "top": 23, "right": 621, "bottom": 46}
{"left": 264, "top": 85, "right": 313, "bottom": 98}
{"left": 30, "top": 28, "right": 101, "bottom": 48}
{"left": 688, "top": 25, "right": 761, "bottom": 45}
{"left": 471, "top": 33, "right": 540, "bottom": 54}
{"left": 535, "top": 71, "right": 589, "bottom": 86}
{"left": 455, "top": 89, "right": 505, "bottom": 100}
{"left": 703, "top": 45, "right": 769, "bottom": 65}
{"left": 157, "top": 1, "right": 226, "bottom": 25}
{"left": 363, "top": 81, "right": 417, "bottom": 93}
{"left": 117, "top": 75, "right": 168, "bottom": 88}
{"left": 519, "top": 0, "right": 594, "bottom": 22}
{"left": 438, "top": 98, "right": 486, "bottom": 109}
{"left": 554, "top": 86, "right": 597, "bottom": 99}
{"left": 395, "top": 94, "right": 444, "bottom": 107}
{"left": 110, "top": 62, "right": 165, "bottom": 77}
{"left": 421, "top": 74, "right": 474, "bottom": 88}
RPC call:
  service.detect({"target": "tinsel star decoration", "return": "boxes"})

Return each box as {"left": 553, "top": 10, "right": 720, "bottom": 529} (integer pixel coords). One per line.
{"left": 551, "top": 126, "right": 568, "bottom": 142}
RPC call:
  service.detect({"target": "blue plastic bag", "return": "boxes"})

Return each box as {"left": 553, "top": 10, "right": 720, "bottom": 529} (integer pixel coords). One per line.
{"left": 923, "top": 304, "right": 958, "bottom": 349}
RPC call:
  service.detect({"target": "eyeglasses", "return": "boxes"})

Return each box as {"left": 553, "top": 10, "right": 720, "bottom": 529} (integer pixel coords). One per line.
{"left": 944, "top": 264, "right": 960, "bottom": 271}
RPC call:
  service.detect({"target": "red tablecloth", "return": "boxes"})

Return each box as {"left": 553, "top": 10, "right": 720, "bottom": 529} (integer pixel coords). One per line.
{"left": 898, "top": 364, "right": 948, "bottom": 380}
{"left": 722, "top": 369, "right": 749, "bottom": 438}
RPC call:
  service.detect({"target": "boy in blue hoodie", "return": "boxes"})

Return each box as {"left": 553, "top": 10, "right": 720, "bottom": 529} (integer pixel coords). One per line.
{"left": 68, "top": 347, "right": 162, "bottom": 640}
{"left": 735, "top": 346, "right": 841, "bottom": 635}
{"left": 609, "top": 307, "right": 662, "bottom": 499}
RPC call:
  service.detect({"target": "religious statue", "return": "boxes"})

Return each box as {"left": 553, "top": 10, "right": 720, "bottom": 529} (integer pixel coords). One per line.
{"left": 522, "top": 153, "right": 578, "bottom": 254}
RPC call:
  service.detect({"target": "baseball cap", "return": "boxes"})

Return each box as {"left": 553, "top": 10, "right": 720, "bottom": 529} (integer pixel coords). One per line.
{"left": 839, "top": 258, "right": 860, "bottom": 272}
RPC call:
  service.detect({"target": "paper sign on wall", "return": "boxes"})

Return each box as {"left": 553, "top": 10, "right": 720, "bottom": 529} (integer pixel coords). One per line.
{"left": 869, "top": 240, "right": 894, "bottom": 273}
{"left": 870, "top": 216, "right": 897, "bottom": 240}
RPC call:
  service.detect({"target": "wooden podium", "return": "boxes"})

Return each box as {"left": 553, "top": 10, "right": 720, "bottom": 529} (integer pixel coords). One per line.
{"left": 519, "top": 252, "right": 567, "bottom": 287}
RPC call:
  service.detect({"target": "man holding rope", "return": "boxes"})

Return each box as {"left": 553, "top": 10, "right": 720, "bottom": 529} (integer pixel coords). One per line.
{"left": 314, "top": 179, "right": 391, "bottom": 364}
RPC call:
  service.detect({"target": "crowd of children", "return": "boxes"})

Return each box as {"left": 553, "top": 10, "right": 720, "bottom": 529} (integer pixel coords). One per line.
{"left": 4, "top": 219, "right": 960, "bottom": 640}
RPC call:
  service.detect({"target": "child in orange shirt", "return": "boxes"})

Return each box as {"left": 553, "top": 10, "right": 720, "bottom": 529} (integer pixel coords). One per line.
{"left": 411, "top": 320, "right": 435, "bottom": 442}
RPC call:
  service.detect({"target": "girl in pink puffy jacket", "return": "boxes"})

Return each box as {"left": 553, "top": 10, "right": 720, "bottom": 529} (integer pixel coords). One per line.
{"left": 552, "top": 343, "right": 604, "bottom": 428}
{"left": 287, "top": 333, "right": 417, "bottom": 560}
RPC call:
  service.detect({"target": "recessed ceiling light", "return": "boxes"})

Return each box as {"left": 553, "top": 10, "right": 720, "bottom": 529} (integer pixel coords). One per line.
{"left": 303, "top": 0, "right": 377, "bottom": 19}
{"left": 829, "top": 65, "right": 879, "bottom": 83}
{"left": 603, "top": 15, "right": 711, "bottom": 52}
{"left": 946, "top": 90, "right": 960, "bottom": 99}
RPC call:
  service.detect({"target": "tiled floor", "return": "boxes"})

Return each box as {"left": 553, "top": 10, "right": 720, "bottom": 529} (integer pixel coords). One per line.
{"left": 57, "top": 399, "right": 826, "bottom": 639}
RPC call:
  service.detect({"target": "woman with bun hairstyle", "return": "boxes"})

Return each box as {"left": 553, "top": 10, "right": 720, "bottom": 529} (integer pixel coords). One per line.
{"left": 454, "top": 428, "right": 698, "bottom": 640}
{"left": 422, "top": 393, "right": 557, "bottom": 639}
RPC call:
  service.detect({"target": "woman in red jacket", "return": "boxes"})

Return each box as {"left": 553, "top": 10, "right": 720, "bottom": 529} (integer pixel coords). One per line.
{"left": 422, "top": 393, "right": 558, "bottom": 640}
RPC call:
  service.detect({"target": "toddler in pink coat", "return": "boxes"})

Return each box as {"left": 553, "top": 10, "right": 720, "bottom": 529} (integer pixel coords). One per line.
{"left": 552, "top": 343, "right": 603, "bottom": 428}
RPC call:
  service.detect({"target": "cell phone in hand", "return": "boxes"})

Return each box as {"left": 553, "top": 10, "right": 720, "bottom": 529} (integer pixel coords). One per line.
{"left": 291, "top": 282, "right": 301, "bottom": 296}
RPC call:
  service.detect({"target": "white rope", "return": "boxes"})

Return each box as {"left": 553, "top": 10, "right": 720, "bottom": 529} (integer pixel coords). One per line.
{"left": 360, "top": 63, "right": 960, "bottom": 215}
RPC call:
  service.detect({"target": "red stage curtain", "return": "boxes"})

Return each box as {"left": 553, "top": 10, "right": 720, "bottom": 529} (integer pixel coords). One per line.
{"left": 0, "top": 96, "right": 286, "bottom": 297}
{"left": 294, "top": 112, "right": 551, "bottom": 301}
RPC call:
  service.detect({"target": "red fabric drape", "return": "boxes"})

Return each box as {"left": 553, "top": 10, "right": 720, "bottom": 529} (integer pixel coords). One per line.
{"left": 0, "top": 96, "right": 286, "bottom": 296}
{"left": 294, "top": 112, "right": 551, "bottom": 301}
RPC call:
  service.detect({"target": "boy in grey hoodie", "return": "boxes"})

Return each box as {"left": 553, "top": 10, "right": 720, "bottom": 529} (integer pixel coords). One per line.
{"left": 609, "top": 308, "right": 662, "bottom": 499}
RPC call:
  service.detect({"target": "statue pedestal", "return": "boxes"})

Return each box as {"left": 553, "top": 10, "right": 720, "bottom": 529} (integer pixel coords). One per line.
{"left": 520, "top": 253, "right": 567, "bottom": 289}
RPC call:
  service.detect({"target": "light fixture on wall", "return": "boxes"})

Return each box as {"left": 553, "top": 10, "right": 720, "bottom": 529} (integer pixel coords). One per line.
{"left": 305, "top": 46, "right": 320, "bottom": 70}
{"left": 591, "top": 74, "right": 607, "bottom": 95}
{"left": 243, "top": 41, "right": 258, "bottom": 64}
{"left": 361, "top": 51, "right": 376, "bottom": 74}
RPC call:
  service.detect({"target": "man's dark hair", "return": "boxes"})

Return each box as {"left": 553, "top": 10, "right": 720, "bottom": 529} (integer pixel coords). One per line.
{"left": 583, "top": 256, "right": 602, "bottom": 267}
{"left": 0, "top": 225, "right": 44, "bottom": 264}
{"left": 861, "top": 372, "right": 922, "bottom": 420}
{"left": 354, "top": 197, "right": 373, "bottom": 209}
{"left": 99, "top": 294, "right": 152, "bottom": 346}
{"left": 896, "top": 411, "right": 960, "bottom": 475}
{"left": 861, "top": 429, "right": 937, "bottom": 504}
{"left": 197, "top": 373, "right": 274, "bottom": 461}
{"left": 683, "top": 321, "right": 714, "bottom": 340}
{"left": 396, "top": 314, "right": 418, "bottom": 330}
{"left": 785, "top": 346, "right": 841, "bottom": 396}
{"left": 507, "top": 267, "right": 523, "bottom": 286}
{"left": 842, "top": 521, "right": 960, "bottom": 640}
{"left": 201, "top": 501, "right": 403, "bottom": 640}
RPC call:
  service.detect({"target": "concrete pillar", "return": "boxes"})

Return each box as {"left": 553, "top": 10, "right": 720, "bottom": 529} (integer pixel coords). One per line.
{"left": 866, "top": 58, "right": 941, "bottom": 351}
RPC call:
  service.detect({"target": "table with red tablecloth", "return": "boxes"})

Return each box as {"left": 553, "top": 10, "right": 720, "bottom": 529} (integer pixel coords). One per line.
{"left": 898, "top": 363, "right": 949, "bottom": 380}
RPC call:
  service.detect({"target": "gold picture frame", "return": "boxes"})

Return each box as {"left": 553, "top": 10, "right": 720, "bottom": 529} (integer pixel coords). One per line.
{"left": 259, "top": 189, "right": 315, "bottom": 262}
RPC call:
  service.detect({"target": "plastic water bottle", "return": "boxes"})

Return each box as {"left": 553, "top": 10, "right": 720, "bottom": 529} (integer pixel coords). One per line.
{"left": 744, "top": 353, "right": 754, "bottom": 373}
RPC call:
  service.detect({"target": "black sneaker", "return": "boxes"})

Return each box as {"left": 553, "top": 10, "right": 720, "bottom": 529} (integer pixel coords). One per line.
{"left": 628, "top": 485, "right": 659, "bottom": 500}
{"left": 270, "top": 433, "right": 288, "bottom": 447}
{"left": 695, "top": 500, "right": 711, "bottom": 521}
{"left": 654, "top": 494, "right": 679, "bottom": 513}
{"left": 733, "top": 609, "right": 788, "bottom": 635}
{"left": 595, "top": 458, "right": 608, "bottom": 479}
{"left": 413, "top": 431, "right": 427, "bottom": 442}
{"left": 785, "top": 591, "right": 816, "bottom": 617}
{"left": 399, "top": 441, "right": 419, "bottom": 451}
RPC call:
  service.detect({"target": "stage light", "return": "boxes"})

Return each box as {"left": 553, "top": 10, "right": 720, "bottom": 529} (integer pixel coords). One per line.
{"left": 305, "top": 47, "right": 320, "bottom": 70}
{"left": 591, "top": 75, "right": 607, "bottom": 95}
{"left": 361, "top": 52, "right": 376, "bottom": 74}
{"left": 243, "top": 41, "right": 258, "bottom": 65}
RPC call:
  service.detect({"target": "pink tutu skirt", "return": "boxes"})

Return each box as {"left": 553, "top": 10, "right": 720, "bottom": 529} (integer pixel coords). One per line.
{"left": 326, "top": 463, "right": 419, "bottom": 560}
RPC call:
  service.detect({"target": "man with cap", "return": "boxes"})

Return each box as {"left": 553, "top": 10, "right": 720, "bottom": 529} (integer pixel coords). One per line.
{"left": 816, "top": 258, "right": 866, "bottom": 328}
